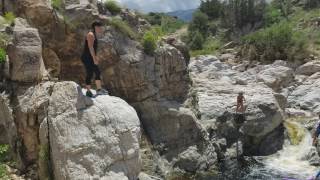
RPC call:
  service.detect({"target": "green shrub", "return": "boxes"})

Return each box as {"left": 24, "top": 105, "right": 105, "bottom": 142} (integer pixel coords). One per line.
{"left": 0, "top": 48, "right": 6, "bottom": 64}
{"left": 199, "top": 0, "right": 222, "bottom": 20}
{"left": 51, "top": 0, "right": 62, "bottom": 10}
{"left": 142, "top": 13, "right": 185, "bottom": 35}
{"left": 264, "top": 5, "right": 282, "bottom": 27}
{"left": 0, "top": 144, "right": 9, "bottom": 179}
{"left": 304, "top": 0, "right": 320, "bottom": 9}
{"left": 142, "top": 31, "right": 157, "bottom": 55}
{"left": 188, "top": 11, "right": 209, "bottom": 37}
{"left": 160, "top": 16, "right": 185, "bottom": 34}
{"left": 104, "top": 0, "right": 121, "bottom": 15}
{"left": 4, "top": 12, "right": 15, "bottom": 25}
{"left": 0, "top": 33, "right": 9, "bottom": 49}
{"left": 189, "top": 31, "right": 205, "bottom": 50}
{"left": 190, "top": 37, "right": 221, "bottom": 57}
{"left": 110, "top": 18, "right": 137, "bottom": 39}
{"left": 0, "top": 164, "right": 8, "bottom": 179}
{"left": 242, "top": 22, "right": 307, "bottom": 62}
{"left": 187, "top": 11, "right": 209, "bottom": 50}
{"left": 208, "top": 22, "right": 218, "bottom": 36}
{"left": 142, "top": 27, "right": 164, "bottom": 55}
{"left": 144, "top": 12, "right": 162, "bottom": 25}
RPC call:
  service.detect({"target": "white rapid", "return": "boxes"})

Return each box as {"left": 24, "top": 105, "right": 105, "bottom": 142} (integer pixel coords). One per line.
{"left": 258, "top": 120, "right": 318, "bottom": 179}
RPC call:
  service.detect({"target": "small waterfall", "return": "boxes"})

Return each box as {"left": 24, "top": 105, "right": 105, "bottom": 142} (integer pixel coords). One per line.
{"left": 253, "top": 119, "right": 318, "bottom": 179}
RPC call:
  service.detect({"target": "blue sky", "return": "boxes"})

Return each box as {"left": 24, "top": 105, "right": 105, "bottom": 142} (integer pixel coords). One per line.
{"left": 116, "top": 0, "right": 201, "bottom": 13}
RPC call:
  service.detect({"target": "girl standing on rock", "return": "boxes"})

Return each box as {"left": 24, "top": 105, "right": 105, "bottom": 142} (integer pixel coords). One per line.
{"left": 81, "top": 20, "right": 108, "bottom": 97}
{"left": 236, "top": 91, "right": 246, "bottom": 113}
{"left": 235, "top": 91, "right": 246, "bottom": 124}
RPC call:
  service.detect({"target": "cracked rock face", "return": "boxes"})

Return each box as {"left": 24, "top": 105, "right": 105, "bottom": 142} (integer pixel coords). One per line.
{"left": 1, "top": 81, "right": 141, "bottom": 180}
{"left": 288, "top": 72, "right": 320, "bottom": 113}
{"left": 48, "top": 82, "right": 141, "bottom": 180}
{"left": 7, "top": 18, "right": 47, "bottom": 82}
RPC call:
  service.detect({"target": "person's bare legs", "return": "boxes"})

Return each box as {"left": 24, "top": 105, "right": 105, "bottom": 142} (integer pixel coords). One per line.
{"left": 95, "top": 80, "right": 102, "bottom": 90}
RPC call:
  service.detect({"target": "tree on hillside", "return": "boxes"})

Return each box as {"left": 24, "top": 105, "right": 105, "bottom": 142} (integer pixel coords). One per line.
{"left": 199, "top": 0, "right": 222, "bottom": 20}
{"left": 187, "top": 11, "right": 208, "bottom": 50}
{"left": 188, "top": 10, "right": 209, "bottom": 37}
{"left": 304, "top": 0, "right": 320, "bottom": 9}
{"left": 272, "top": 0, "right": 292, "bottom": 18}
{"left": 221, "top": 0, "right": 266, "bottom": 31}
{"left": 1, "top": 0, "right": 5, "bottom": 15}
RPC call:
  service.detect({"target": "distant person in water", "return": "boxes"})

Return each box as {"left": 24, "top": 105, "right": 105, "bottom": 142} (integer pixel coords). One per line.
{"left": 81, "top": 20, "right": 108, "bottom": 97}
{"left": 236, "top": 91, "right": 246, "bottom": 113}
{"left": 312, "top": 114, "right": 320, "bottom": 146}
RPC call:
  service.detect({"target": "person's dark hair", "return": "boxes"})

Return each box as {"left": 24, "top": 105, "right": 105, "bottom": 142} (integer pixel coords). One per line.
{"left": 91, "top": 21, "right": 103, "bottom": 33}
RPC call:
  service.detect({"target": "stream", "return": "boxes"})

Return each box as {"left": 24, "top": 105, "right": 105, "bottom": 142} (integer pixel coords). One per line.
{"left": 211, "top": 120, "right": 320, "bottom": 180}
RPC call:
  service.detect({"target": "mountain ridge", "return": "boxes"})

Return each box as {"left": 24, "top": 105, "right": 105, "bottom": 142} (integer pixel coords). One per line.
{"left": 166, "top": 9, "right": 196, "bottom": 22}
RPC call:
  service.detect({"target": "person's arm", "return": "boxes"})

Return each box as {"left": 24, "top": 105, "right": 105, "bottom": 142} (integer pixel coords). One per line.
{"left": 87, "top": 32, "right": 98, "bottom": 65}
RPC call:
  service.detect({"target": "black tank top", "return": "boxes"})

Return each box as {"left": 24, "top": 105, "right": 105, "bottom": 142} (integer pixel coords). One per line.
{"left": 81, "top": 32, "right": 98, "bottom": 60}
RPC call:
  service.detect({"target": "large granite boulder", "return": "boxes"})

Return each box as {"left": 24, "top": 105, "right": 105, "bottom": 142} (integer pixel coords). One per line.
{"left": 288, "top": 72, "right": 320, "bottom": 113}
{"left": 257, "top": 65, "right": 294, "bottom": 91}
{"left": 7, "top": 18, "right": 47, "bottom": 83}
{"left": 174, "top": 146, "right": 210, "bottom": 173}
{"left": 0, "top": 93, "right": 17, "bottom": 152}
{"left": 0, "top": 81, "right": 142, "bottom": 179}
{"left": 189, "top": 56, "right": 285, "bottom": 155}
{"left": 296, "top": 60, "right": 320, "bottom": 76}
{"left": 46, "top": 82, "right": 141, "bottom": 180}
{"left": 136, "top": 100, "right": 204, "bottom": 159}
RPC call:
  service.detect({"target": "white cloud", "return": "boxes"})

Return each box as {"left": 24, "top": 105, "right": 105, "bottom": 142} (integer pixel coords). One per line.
{"left": 115, "top": 0, "right": 201, "bottom": 13}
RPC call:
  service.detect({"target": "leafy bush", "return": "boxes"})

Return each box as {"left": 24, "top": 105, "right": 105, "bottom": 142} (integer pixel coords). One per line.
{"left": 4, "top": 12, "right": 15, "bottom": 25}
{"left": 220, "top": 0, "right": 266, "bottom": 30}
{"left": 160, "top": 16, "right": 185, "bottom": 34}
{"left": 264, "top": 5, "right": 282, "bottom": 27}
{"left": 188, "top": 11, "right": 209, "bottom": 37}
{"left": 242, "top": 22, "right": 307, "bottom": 62}
{"left": 0, "top": 144, "right": 9, "bottom": 179}
{"left": 208, "top": 22, "right": 218, "bottom": 36}
{"left": 142, "top": 13, "right": 185, "bottom": 34}
{"left": 190, "top": 37, "right": 221, "bottom": 57}
{"left": 142, "top": 27, "right": 163, "bottom": 55}
{"left": 199, "top": 0, "right": 222, "bottom": 20}
{"left": 104, "top": 0, "right": 121, "bottom": 15}
{"left": 0, "top": 33, "right": 9, "bottom": 49}
{"left": 51, "top": 0, "right": 62, "bottom": 10}
{"left": 142, "top": 32, "right": 157, "bottom": 55}
{"left": 304, "top": 0, "right": 320, "bottom": 9}
{"left": 0, "top": 48, "right": 6, "bottom": 64}
{"left": 110, "top": 18, "right": 137, "bottom": 39}
{"left": 186, "top": 11, "right": 209, "bottom": 50}
{"left": 188, "top": 31, "right": 205, "bottom": 50}
{"left": 144, "top": 12, "right": 163, "bottom": 25}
